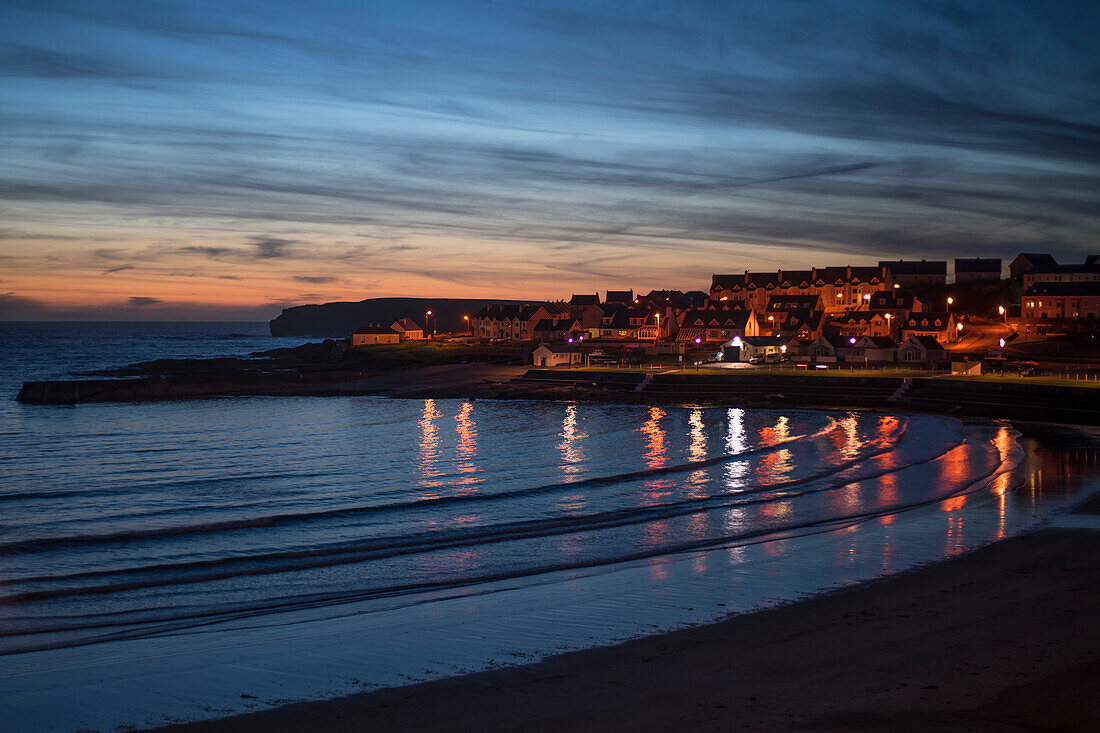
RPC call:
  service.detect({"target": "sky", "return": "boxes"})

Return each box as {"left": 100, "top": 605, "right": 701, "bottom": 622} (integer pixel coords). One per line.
{"left": 1, "top": 0, "right": 1098, "bottom": 320}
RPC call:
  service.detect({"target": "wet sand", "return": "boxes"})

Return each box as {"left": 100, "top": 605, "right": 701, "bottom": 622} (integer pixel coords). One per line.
{"left": 152, "top": 422, "right": 1100, "bottom": 733}
{"left": 152, "top": 527, "right": 1100, "bottom": 733}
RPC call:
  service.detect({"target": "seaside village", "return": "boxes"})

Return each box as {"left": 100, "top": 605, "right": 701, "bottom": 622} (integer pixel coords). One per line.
{"left": 350, "top": 253, "right": 1100, "bottom": 371}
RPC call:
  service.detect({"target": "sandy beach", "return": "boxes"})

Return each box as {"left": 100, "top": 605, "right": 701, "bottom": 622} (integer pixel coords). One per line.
{"left": 151, "top": 423, "right": 1100, "bottom": 733}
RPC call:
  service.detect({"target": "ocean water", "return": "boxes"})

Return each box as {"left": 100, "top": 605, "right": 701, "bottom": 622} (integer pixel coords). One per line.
{"left": 0, "top": 322, "right": 1094, "bottom": 731}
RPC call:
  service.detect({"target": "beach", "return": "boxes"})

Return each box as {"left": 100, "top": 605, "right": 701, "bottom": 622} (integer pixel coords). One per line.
{"left": 153, "top": 526, "right": 1100, "bottom": 733}
{"left": 152, "top": 425, "right": 1100, "bottom": 733}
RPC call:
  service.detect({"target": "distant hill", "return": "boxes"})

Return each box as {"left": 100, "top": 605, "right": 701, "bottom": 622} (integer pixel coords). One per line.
{"left": 269, "top": 297, "right": 529, "bottom": 337}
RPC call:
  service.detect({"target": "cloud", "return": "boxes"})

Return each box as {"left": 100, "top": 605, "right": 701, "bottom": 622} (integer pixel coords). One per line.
{"left": 126, "top": 296, "right": 162, "bottom": 307}
{"left": 292, "top": 275, "right": 337, "bottom": 284}
{"left": 102, "top": 264, "right": 134, "bottom": 275}
{"left": 250, "top": 237, "right": 294, "bottom": 259}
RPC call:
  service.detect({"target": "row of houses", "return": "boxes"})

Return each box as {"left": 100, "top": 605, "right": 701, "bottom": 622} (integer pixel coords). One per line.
{"left": 349, "top": 318, "right": 425, "bottom": 346}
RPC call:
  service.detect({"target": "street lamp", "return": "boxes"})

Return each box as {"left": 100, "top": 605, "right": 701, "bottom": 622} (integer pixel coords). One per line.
{"left": 426, "top": 310, "right": 433, "bottom": 337}
{"left": 463, "top": 314, "right": 470, "bottom": 333}
{"left": 947, "top": 297, "right": 954, "bottom": 308}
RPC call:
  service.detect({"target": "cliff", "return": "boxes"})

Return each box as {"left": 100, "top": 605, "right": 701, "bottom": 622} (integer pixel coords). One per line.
{"left": 269, "top": 297, "right": 527, "bottom": 337}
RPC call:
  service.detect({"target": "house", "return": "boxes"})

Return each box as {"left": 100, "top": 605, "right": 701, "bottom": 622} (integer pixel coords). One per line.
{"left": 1010, "top": 253, "right": 1058, "bottom": 281}
{"left": 710, "top": 266, "right": 891, "bottom": 313}
{"left": 854, "top": 336, "right": 898, "bottom": 362}
{"left": 605, "top": 290, "right": 634, "bottom": 305}
{"left": 350, "top": 326, "right": 400, "bottom": 346}
{"left": 675, "top": 307, "right": 759, "bottom": 343}
{"left": 827, "top": 311, "right": 891, "bottom": 339}
{"left": 898, "top": 335, "right": 947, "bottom": 363}
{"left": 569, "top": 294, "right": 599, "bottom": 306}
{"left": 1021, "top": 259, "right": 1100, "bottom": 289}
{"left": 1020, "top": 282, "right": 1100, "bottom": 336}
{"left": 954, "top": 258, "right": 1002, "bottom": 282}
{"left": 532, "top": 318, "right": 587, "bottom": 342}
{"left": 532, "top": 344, "right": 583, "bottom": 367}
{"left": 390, "top": 318, "right": 424, "bottom": 341}
{"left": 900, "top": 311, "right": 958, "bottom": 343}
{"left": 738, "top": 335, "right": 785, "bottom": 362}
{"left": 807, "top": 333, "right": 853, "bottom": 362}
{"left": 879, "top": 260, "right": 947, "bottom": 287}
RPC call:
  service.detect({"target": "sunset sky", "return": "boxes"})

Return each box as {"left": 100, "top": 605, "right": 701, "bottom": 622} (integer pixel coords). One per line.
{"left": 2, "top": 0, "right": 1098, "bottom": 320}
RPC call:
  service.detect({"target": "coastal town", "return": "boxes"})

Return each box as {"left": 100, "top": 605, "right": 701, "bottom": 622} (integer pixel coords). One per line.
{"left": 350, "top": 252, "right": 1100, "bottom": 373}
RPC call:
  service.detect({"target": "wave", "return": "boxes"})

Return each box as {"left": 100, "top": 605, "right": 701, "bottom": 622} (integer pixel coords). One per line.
{"left": 0, "top": 417, "right": 849, "bottom": 557}
{"left": 0, "top": 428, "right": 1016, "bottom": 657}
{"left": 0, "top": 418, "right": 918, "bottom": 602}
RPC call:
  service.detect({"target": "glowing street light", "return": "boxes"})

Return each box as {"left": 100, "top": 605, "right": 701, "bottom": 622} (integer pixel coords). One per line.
{"left": 999, "top": 337, "right": 1006, "bottom": 349}
{"left": 694, "top": 337, "right": 702, "bottom": 344}
{"left": 780, "top": 344, "right": 787, "bottom": 353}
{"left": 863, "top": 293, "right": 871, "bottom": 302}
{"left": 426, "top": 310, "right": 433, "bottom": 337}
{"left": 947, "top": 297, "right": 954, "bottom": 308}
{"left": 849, "top": 337, "right": 857, "bottom": 345}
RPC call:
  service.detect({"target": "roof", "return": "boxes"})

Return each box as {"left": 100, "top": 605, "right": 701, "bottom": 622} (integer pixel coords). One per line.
{"left": 353, "top": 326, "right": 397, "bottom": 335}
{"left": 534, "top": 344, "right": 581, "bottom": 354}
{"left": 1023, "top": 282, "right": 1100, "bottom": 296}
{"left": 391, "top": 317, "right": 422, "bottom": 332}
{"left": 903, "top": 312, "right": 952, "bottom": 329}
{"left": 954, "top": 258, "right": 1002, "bottom": 273}
{"left": 869, "top": 290, "right": 916, "bottom": 309}
{"left": 904, "top": 335, "right": 945, "bottom": 350}
{"left": 533, "top": 318, "right": 580, "bottom": 332}
{"left": 1011, "top": 253, "right": 1058, "bottom": 269}
{"left": 741, "top": 336, "right": 785, "bottom": 346}
{"left": 856, "top": 336, "right": 898, "bottom": 348}
{"left": 605, "top": 290, "right": 634, "bottom": 303}
{"left": 879, "top": 260, "right": 947, "bottom": 275}
{"left": 682, "top": 308, "right": 752, "bottom": 328}
{"left": 569, "top": 294, "right": 599, "bottom": 306}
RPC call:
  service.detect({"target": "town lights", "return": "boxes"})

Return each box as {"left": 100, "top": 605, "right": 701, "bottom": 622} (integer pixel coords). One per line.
{"left": 956, "top": 323, "right": 963, "bottom": 331}
{"left": 694, "top": 337, "right": 702, "bottom": 344}
{"left": 567, "top": 338, "right": 574, "bottom": 343}
{"left": 863, "top": 293, "right": 871, "bottom": 301}
{"left": 732, "top": 336, "right": 742, "bottom": 347}
{"left": 998, "top": 305, "right": 1005, "bottom": 315}
{"left": 947, "top": 297, "right": 954, "bottom": 307}
{"left": 893, "top": 283, "right": 900, "bottom": 289}
{"left": 999, "top": 337, "right": 1006, "bottom": 348}
{"left": 780, "top": 344, "right": 787, "bottom": 353}
{"left": 849, "top": 337, "right": 856, "bottom": 345}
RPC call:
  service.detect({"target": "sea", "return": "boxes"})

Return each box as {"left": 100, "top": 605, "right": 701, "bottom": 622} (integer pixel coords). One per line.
{"left": 0, "top": 321, "right": 1095, "bottom": 731}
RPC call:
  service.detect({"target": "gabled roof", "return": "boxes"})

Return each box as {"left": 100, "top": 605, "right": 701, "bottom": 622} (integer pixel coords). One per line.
{"left": 903, "top": 335, "right": 945, "bottom": 351}
{"left": 353, "top": 326, "right": 397, "bottom": 335}
{"left": 869, "top": 290, "right": 916, "bottom": 310}
{"left": 711, "top": 274, "right": 745, "bottom": 291}
{"left": 1011, "top": 253, "right": 1058, "bottom": 270}
{"left": 683, "top": 308, "right": 752, "bottom": 328}
{"left": 778, "top": 270, "right": 813, "bottom": 287}
{"left": 391, "top": 317, "right": 423, "bottom": 332}
{"left": 855, "top": 336, "right": 898, "bottom": 348}
{"left": 605, "top": 290, "right": 634, "bottom": 303}
{"left": 903, "top": 312, "right": 951, "bottom": 329}
{"left": 542, "top": 301, "right": 573, "bottom": 316}
{"left": 569, "top": 294, "right": 599, "bottom": 306}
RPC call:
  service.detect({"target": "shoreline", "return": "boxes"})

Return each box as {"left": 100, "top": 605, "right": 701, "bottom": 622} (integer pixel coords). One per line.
{"left": 147, "top": 422, "right": 1100, "bottom": 733}
{"left": 17, "top": 359, "right": 1100, "bottom": 426}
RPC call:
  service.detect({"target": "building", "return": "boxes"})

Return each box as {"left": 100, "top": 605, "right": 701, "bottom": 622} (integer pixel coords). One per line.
{"left": 899, "top": 311, "right": 958, "bottom": 343}
{"left": 532, "top": 344, "right": 583, "bottom": 367}
{"left": 350, "top": 326, "right": 400, "bottom": 346}
{"left": 854, "top": 335, "right": 898, "bottom": 362}
{"left": 954, "top": 258, "right": 1002, "bottom": 282}
{"left": 710, "top": 266, "right": 891, "bottom": 314}
{"left": 675, "top": 307, "right": 760, "bottom": 343}
{"left": 879, "top": 260, "right": 947, "bottom": 287}
{"left": 827, "top": 311, "right": 891, "bottom": 339}
{"left": 568, "top": 294, "right": 599, "bottom": 306}
{"left": 532, "top": 317, "right": 587, "bottom": 342}
{"left": 898, "top": 335, "right": 947, "bottom": 363}
{"left": 1020, "top": 282, "right": 1100, "bottom": 336}
{"left": 1009, "top": 253, "right": 1058, "bottom": 280}
{"left": 389, "top": 318, "right": 424, "bottom": 340}
{"left": 1021, "top": 260, "right": 1100, "bottom": 289}
{"left": 738, "top": 336, "right": 785, "bottom": 362}
{"left": 605, "top": 289, "right": 634, "bottom": 305}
